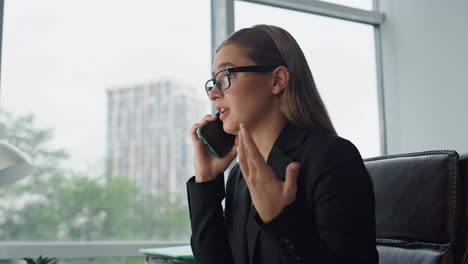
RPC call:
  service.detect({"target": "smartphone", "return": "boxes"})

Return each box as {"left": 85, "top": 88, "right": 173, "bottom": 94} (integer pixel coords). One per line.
{"left": 197, "top": 112, "right": 236, "bottom": 158}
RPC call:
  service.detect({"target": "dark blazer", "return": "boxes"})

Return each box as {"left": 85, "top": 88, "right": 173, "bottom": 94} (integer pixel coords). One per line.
{"left": 187, "top": 121, "right": 379, "bottom": 264}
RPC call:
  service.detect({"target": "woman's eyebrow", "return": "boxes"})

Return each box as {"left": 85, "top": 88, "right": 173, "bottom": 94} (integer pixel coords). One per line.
{"left": 212, "top": 62, "right": 237, "bottom": 76}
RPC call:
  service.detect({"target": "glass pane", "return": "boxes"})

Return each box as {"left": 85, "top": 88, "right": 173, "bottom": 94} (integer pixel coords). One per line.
{"left": 321, "top": 0, "right": 373, "bottom": 11}
{"left": 235, "top": 2, "right": 380, "bottom": 158}
{"left": 0, "top": 0, "right": 211, "bottom": 242}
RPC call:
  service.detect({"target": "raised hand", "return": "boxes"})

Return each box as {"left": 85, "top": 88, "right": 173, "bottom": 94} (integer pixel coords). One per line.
{"left": 237, "top": 123, "right": 301, "bottom": 223}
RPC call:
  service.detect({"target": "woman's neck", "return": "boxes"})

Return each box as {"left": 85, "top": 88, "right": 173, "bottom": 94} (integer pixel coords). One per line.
{"left": 249, "top": 112, "right": 287, "bottom": 162}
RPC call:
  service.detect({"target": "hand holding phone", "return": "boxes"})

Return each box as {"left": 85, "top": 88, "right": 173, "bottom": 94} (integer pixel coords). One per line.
{"left": 190, "top": 113, "right": 237, "bottom": 182}
{"left": 197, "top": 112, "right": 236, "bottom": 158}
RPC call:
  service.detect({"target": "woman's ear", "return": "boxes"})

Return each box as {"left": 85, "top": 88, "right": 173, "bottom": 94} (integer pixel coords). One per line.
{"left": 271, "top": 66, "right": 289, "bottom": 95}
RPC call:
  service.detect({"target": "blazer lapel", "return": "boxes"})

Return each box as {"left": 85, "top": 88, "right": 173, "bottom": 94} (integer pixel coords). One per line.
{"left": 232, "top": 171, "right": 252, "bottom": 264}
{"left": 245, "top": 121, "right": 310, "bottom": 263}
{"left": 266, "top": 121, "right": 310, "bottom": 181}
{"left": 268, "top": 147, "right": 294, "bottom": 181}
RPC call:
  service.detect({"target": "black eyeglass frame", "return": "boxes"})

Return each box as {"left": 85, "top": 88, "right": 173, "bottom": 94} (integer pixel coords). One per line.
{"left": 205, "top": 65, "right": 282, "bottom": 95}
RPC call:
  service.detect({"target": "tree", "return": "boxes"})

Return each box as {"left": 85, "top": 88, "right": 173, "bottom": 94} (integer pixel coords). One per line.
{"left": 0, "top": 110, "right": 190, "bottom": 242}
{"left": 0, "top": 111, "right": 69, "bottom": 240}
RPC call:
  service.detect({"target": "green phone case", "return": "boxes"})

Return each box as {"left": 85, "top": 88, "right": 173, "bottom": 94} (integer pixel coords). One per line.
{"left": 197, "top": 129, "right": 225, "bottom": 158}
{"left": 196, "top": 113, "right": 233, "bottom": 158}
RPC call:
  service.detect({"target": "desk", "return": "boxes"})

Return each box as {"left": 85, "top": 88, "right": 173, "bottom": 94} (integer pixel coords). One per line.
{"left": 144, "top": 255, "right": 196, "bottom": 264}
{"left": 140, "top": 245, "right": 196, "bottom": 264}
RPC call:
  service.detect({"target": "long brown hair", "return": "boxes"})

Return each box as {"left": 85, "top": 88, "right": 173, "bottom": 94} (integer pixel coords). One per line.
{"left": 217, "top": 24, "right": 337, "bottom": 135}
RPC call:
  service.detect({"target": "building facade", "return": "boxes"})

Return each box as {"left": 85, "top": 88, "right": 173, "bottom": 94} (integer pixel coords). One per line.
{"left": 106, "top": 80, "right": 208, "bottom": 198}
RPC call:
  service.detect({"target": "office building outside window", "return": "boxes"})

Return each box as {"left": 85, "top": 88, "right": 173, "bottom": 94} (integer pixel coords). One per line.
{"left": 106, "top": 81, "right": 205, "bottom": 199}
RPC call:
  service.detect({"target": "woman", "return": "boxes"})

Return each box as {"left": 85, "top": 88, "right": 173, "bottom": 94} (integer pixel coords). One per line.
{"left": 187, "top": 24, "right": 378, "bottom": 264}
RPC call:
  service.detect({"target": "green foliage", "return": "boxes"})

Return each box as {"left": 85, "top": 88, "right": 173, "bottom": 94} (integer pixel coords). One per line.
{"left": 0, "top": 260, "right": 24, "bottom": 264}
{"left": 0, "top": 111, "right": 69, "bottom": 172}
{"left": 22, "top": 256, "right": 57, "bottom": 264}
{"left": 0, "top": 110, "right": 190, "bottom": 242}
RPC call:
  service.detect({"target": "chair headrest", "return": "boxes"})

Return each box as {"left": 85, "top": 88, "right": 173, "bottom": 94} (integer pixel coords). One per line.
{"left": 364, "top": 150, "right": 459, "bottom": 247}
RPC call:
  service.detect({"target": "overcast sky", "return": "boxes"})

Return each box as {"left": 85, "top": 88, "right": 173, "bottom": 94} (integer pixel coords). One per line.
{"left": 1, "top": 0, "right": 379, "bottom": 172}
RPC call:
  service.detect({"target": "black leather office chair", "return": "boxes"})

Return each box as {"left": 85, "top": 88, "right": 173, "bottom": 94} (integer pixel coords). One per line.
{"left": 457, "top": 153, "right": 468, "bottom": 264}
{"left": 364, "top": 150, "right": 468, "bottom": 264}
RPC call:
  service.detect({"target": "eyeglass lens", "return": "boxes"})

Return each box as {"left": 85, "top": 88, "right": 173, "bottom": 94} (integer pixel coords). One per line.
{"left": 206, "top": 71, "right": 230, "bottom": 94}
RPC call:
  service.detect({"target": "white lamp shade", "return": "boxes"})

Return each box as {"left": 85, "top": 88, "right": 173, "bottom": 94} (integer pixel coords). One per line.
{"left": 0, "top": 141, "right": 34, "bottom": 185}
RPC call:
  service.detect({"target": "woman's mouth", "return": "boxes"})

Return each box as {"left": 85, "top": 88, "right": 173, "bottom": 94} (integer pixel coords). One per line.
{"left": 219, "top": 107, "right": 230, "bottom": 121}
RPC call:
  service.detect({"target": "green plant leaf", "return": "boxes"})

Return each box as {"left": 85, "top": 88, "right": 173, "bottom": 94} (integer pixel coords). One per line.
{"left": 22, "top": 257, "right": 36, "bottom": 264}
{"left": 22, "top": 256, "right": 58, "bottom": 264}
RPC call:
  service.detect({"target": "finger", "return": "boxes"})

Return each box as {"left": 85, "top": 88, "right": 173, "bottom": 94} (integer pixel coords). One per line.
{"left": 237, "top": 130, "right": 250, "bottom": 177}
{"left": 284, "top": 162, "right": 300, "bottom": 196}
{"left": 197, "top": 114, "right": 218, "bottom": 130}
{"left": 240, "top": 123, "right": 264, "bottom": 167}
{"left": 201, "top": 114, "right": 218, "bottom": 123}
{"left": 190, "top": 123, "right": 202, "bottom": 142}
{"left": 240, "top": 128, "right": 257, "bottom": 175}
{"left": 190, "top": 114, "right": 217, "bottom": 140}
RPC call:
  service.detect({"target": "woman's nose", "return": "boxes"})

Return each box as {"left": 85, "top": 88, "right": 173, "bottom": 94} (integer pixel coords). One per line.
{"left": 208, "top": 86, "right": 223, "bottom": 101}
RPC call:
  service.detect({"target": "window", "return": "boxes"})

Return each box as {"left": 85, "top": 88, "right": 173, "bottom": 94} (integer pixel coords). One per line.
{"left": 0, "top": 0, "right": 210, "bottom": 242}
{"left": 235, "top": 1, "right": 381, "bottom": 158}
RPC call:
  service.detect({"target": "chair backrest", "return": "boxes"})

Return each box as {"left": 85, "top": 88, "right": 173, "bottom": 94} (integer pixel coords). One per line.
{"left": 456, "top": 153, "right": 468, "bottom": 264}
{"left": 364, "top": 150, "right": 468, "bottom": 264}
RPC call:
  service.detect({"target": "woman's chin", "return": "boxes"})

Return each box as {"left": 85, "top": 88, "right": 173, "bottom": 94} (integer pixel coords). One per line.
{"left": 223, "top": 122, "right": 238, "bottom": 135}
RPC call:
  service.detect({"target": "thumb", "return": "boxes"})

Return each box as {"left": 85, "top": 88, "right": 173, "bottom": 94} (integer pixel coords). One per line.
{"left": 284, "top": 162, "right": 300, "bottom": 195}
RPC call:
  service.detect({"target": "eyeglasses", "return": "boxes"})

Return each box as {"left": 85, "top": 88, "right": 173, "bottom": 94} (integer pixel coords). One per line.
{"left": 205, "top": 65, "right": 281, "bottom": 96}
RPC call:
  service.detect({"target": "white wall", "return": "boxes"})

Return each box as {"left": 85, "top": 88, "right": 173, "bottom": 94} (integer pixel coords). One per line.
{"left": 379, "top": 0, "right": 468, "bottom": 155}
